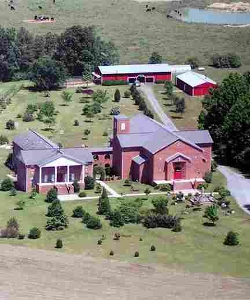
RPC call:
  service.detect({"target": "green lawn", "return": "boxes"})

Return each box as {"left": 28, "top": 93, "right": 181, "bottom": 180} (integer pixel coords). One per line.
{"left": 0, "top": 0, "right": 249, "bottom": 67}
{"left": 0, "top": 82, "right": 138, "bottom": 148}
{"left": 0, "top": 178, "right": 249, "bottom": 277}
{"left": 107, "top": 179, "right": 154, "bottom": 194}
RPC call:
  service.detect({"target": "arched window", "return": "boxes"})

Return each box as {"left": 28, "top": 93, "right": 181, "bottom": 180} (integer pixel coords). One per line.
{"left": 104, "top": 153, "right": 110, "bottom": 159}
{"left": 93, "top": 154, "right": 99, "bottom": 160}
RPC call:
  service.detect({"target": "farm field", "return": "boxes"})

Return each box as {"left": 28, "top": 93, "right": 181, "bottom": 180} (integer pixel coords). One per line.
{"left": 0, "top": 0, "right": 249, "bottom": 66}
{"left": 0, "top": 81, "right": 138, "bottom": 148}
{"left": 0, "top": 171, "right": 250, "bottom": 277}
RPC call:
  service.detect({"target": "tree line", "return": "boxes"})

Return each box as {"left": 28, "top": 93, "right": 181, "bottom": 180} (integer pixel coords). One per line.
{"left": 0, "top": 25, "right": 119, "bottom": 85}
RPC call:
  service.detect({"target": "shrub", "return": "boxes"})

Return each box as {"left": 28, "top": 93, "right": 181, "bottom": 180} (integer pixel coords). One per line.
{"left": 6, "top": 119, "right": 15, "bottom": 130}
{"left": 56, "top": 238, "right": 63, "bottom": 248}
{"left": 211, "top": 160, "right": 218, "bottom": 172}
{"left": 73, "top": 179, "right": 80, "bottom": 193}
{"left": 79, "top": 191, "right": 87, "bottom": 198}
{"left": 97, "top": 239, "right": 102, "bottom": 245}
{"left": 224, "top": 231, "right": 239, "bottom": 246}
{"left": 203, "top": 205, "right": 219, "bottom": 225}
{"left": 150, "top": 245, "right": 156, "bottom": 251}
{"left": 110, "top": 210, "right": 124, "bottom": 227}
{"left": 98, "top": 196, "right": 111, "bottom": 216}
{"left": 28, "top": 227, "right": 41, "bottom": 239}
{"left": 15, "top": 200, "right": 25, "bottom": 210}
{"left": 124, "top": 179, "right": 132, "bottom": 186}
{"left": 186, "top": 57, "right": 199, "bottom": 69}
{"left": 102, "top": 131, "right": 108, "bottom": 136}
{"left": 1, "top": 217, "right": 19, "bottom": 238}
{"left": 93, "top": 165, "right": 106, "bottom": 180}
{"left": 46, "top": 215, "right": 69, "bottom": 231}
{"left": 211, "top": 53, "right": 241, "bottom": 68}
{"left": 139, "top": 100, "right": 147, "bottom": 111}
{"left": 119, "top": 200, "right": 141, "bottom": 224}
{"left": 144, "top": 188, "right": 151, "bottom": 196}
{"left": 109, "top": 250, "right": 114, "bottom": 256}
{"left": 86, "top": 216, "right": 102, "bottom": 229}
{"left": 172, "top": 222, "right": 182, "bottom": 232}
{"left": 72, "top": 206, "right": 85, "bottom": 218}
{"left": 74, "top": 119, "right": 79, "bottom": 126}
{"left": 95, "top": 184, "right": 102, "bottom": 194}
{"left": 46, "top": 188, "right": 58, "bottom": 203}
{"left": 18, "top": 234, "right": 25, "bottom": 240}
{"left": 9, "top": 188, "right": 17, "bottom": 196}
{"left": 1, "top": 178, "right": 14, "bottom": 191}
{"left": 47, "top": 200, "right": 64, "bottom": 217}
{"left": 84, "top": 176, "right": 95, "bottom": 190}
{"left": 110, "top": 107, "right": 120, "bottom": 115}
{"left": 124, "top": 90, "right": 131, "bottom": 98}
{"left": 143, "top": 214, "right": 180, "bottom": 229}
{"left": 204, "top": 171, "right": 212, "bottom": 183}
{"left": 134, "top": 251, "right": 139, "bottom": 257}
{"left": 152, "top": 197, "right": 169, "bottom": 214}
{"left": 30, "top": 188, "right": 37, "bottom": 199}
{"left": 144, "top": 108, "right": 154, "bottom": 119}
{"left": 155, "top": 80, "right": 165, "bottom": 84}
{"left": 102, "top": 80, "right": 127, "bottom": 86}
{"left": 114, "top": 232, "right": 120, "bottom": 240}
{"left": 76, "top": 86, "right": 84, "bottom": 93}
{"left": 16, "top": 113, "right": 22, "bottom": 118}
{"left": 114, "top": 89, "right": 121, "bottom": 102}
{"left": 197, "top": 183, "right": 208, "bottom": 190}
{"left": 0, "top": 135, "right": 9, "bottom": 145}
{"left": 23, "top": 112, "right": 34, "bottom": 122}
{"left": 82, "top": 212, "right": 91, "bottom": 224}
{"left": 158, "top": 183, "right": 171, "bottom": 192}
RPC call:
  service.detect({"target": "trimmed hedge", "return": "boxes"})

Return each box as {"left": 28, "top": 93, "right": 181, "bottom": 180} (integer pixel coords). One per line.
{"left": 155, "top": 80, "right": 166, "bottom": 84}
{"left": 102, "top": 80, "right": 127, "bottom": 86}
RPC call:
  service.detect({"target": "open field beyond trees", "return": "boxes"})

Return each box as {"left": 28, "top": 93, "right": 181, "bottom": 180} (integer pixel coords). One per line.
{"left": 0, "top": 171, "right": 250, "bottom": 277}
{"left": 0, "top": 0, "right": 249, "bottom": 66}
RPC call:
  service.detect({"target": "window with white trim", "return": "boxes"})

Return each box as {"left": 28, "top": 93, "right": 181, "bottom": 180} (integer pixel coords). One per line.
{"left": 121, "top": 122, "right": 126, "bottom": 131}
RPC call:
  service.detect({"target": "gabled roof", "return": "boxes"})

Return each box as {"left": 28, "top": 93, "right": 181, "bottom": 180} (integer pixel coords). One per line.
{"left": 13, "top": 129, "right": 58, "bottom": 150}
{"left": 176, "top": 130, "right": 213, "bottom": 144}
{"left": 18, "top": 148, "right": 93, "bottom": 166}
{"left": 176, "top": 71, "right": 216, "bottom": 87}
{"left": 166, "top": 152, "right": 192, "bottom": 163}
{"left": 98, "top": 64, "right": 171, "bottom": 75}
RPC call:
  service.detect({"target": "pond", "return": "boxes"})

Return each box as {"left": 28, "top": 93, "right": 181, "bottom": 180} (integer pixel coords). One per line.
{"left": 181, "top": 8, "right": 250, "bottom": 25}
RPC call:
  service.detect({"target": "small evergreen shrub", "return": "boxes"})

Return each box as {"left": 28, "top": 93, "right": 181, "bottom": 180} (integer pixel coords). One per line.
{"left": 150, "top": 245, "right": 156, "bottom": 251}
{"left": 143, "top": 214, "right": 180, "bottom": 229}
{"left": 86, "top": 216, "right": 102, "bottom": 229}
{"left": 30, "top": 188, "right": 37, "bottom": 199}
{"left": 224, "top": 231, "right": 239, "bottom": 246}
{"left": 0, "top": 135, "right": 9, "bottom": 145}
{"left": 204, "top": 171, "right": 212, "bottom": 183}
{"left": 109, "top": 250, "right": 114, "bottom": 256}
{"left": 73, "top": 179, "right": 80, "bottom": 193}
{"left": 113, "top": 232, "right": 120, "bottom": 240}
{"left": 28, "top": 227, "right": 41, "bottom": 239}
{"left": 79, "top": 191, "right": 87, "bottom": 198}
{"left": 84, "top": 176, "right": 95, "bottom": 190}
{"left": 114, "top": 89, "right": 121, "bottom": 102}
{"left": 95, "top": 184, "right": 102, "bottom": 194}
{"left": 102, "top": 131, "right": 108, "bottom": 136}
{"left": 46, "top": 215, "right": 69, "bottom": 231}
{"left": 22, "top": 112, "right": 34, "bottom": 122}
{"left": 55, "top": 238, "right": 63, "bottom": 248}
{"left": 152, "top": 197, "right": 169, "bottom": 214}
{"left": 16, "top": 113, "right": 22, "bottom": 118}
{"left": 110, "top": 210, "right": 124, "bottom": 227}
{"left": 82, "top": 212, "right": 91, "bottom": 224}
{"left": 172, "top": 222, "right": 182, "bottom": 232}
{"left": 134, "top": 251, "right": 139, "bottom": 257}
{"left": 18, "top": 234, "right": 25, "bottom": 240}
{"left": 1, "top": 217, "right": 19, "bottom": 238}
{"left": 97, "top": 239, "right": 102, "bottom": 245}
{"left": 98, "top": 195, "right": 111, "bottom": 215}
{"left": 74, "top": 119, "right": 79, "bottom": 126}
{"left": 9, "top": 188, "right": 17, "bottom": 196}
{"left": 1, "top": 178, "right": 14, "bottom": 191}
{"left": 139, "top": 237, "right": 143, "bottom": 241}
{"left": 6, "top": 119, "right": 15, "bottom": 130}
{"left": 47, "top": 200, "right": 64, "bottom": 217}
{"left": 72, "top": 206, "right": 85, "bottom": 218}
{"left": 46, "top": 188, "right": 58, "bottom": 203}
{"left": 144, "top": 188, "right": 151, "bottom": 196}
{"left": 211, "top": 160, "right": 218, "bottom": 172}
{"left": 123, "top": 179, "right": 132, "bottom": 186}
{"left": 15, "top": 200, "right": 25, "bottom": 210}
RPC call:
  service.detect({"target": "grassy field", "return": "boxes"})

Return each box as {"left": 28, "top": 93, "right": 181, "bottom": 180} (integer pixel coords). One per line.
{"left": 107, "top": 179, "right": 154, "bottom": 194}
{"left": 0, "top": 0, "right": 249, "bottom": 67}
{"left": 0, "top": 170, "right": 249, "bottom": 277}
{"left": 0, "top": 82, "right": 139, "bottom": 148}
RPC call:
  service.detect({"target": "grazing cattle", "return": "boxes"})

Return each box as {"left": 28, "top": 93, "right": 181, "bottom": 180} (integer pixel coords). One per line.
{"left": 146, "top": 8, "right": 151, "bottom": 12}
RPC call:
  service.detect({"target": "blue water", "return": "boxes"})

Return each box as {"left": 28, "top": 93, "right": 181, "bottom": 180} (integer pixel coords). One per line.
{"left": 182, "top": 8, "right": 250, "bottom": 25}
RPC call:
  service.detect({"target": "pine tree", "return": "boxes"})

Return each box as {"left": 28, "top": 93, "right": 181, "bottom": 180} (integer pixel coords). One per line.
{"left": 114, "top": 89, "right": 121, "bottom": 102}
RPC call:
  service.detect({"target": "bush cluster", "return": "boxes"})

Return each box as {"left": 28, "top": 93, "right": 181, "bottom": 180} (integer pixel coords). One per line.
{"left": 28, "top": 227, "right": 41, "bottom": 239}
{"left": 102, "top": 80, "right": 127, "bottom": 86}
{"left": 143, "top": 214, "right": 181, "bottom": 229}
{"left": 0, "top": 135, "right": 9, "bottom": 145}
{"left": 1, "top": 178, "right": 14, "bottom": 191}
{"left": 46, "top": 188, "right": 58, "bottom": 203}
{"left": 84, "top": 176, "right": 95, "bottom": 190}
{"left": 45, "top": 199, "right": 69, "bottom": 231}
{"left": 211, "top": 53, "right": 241, "bottom": 68}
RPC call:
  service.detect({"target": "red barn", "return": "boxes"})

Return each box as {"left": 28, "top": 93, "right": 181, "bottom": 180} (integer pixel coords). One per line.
{"left": 93, "top": 64, "right": 191, "bottom": 85}
{"left": 176, "top": 71, "right": 217, "bottom": 96}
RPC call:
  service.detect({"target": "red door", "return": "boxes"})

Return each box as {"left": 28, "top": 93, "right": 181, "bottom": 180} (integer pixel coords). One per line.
{"left": 174, "top": 164, "right": 182, "bottom": 180}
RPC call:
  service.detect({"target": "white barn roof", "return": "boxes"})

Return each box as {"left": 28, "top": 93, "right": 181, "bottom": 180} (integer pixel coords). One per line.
{"left": 98, "top": 64, "right": 171, "bottom": 75}
{"left": 176, "top": 71, "right": 216, "bottom": 87}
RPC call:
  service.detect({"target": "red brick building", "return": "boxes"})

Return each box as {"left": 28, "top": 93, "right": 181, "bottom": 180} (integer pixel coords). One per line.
{"left": 93, "top": 64, "right": 191, "bottom": 84}
{"left": 112, "top": 114, "right": 213, "bottom": 190}
{"left": 176, "top": 71, "right": 217, "bottom": 96}
{"left": 12, "top": 114, "right": 212, "bottom": 194}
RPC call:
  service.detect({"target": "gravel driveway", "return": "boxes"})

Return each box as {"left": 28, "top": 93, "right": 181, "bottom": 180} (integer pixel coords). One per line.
{"left": 139, "top": 84, "right": 177, "bottom": 131}
{"left": 218, "top": 165, "right": 250, "bottom": 215}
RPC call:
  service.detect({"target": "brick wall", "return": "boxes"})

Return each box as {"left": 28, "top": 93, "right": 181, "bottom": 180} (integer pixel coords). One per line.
{"left": 122, "top": 148, "right": 141, "bottom": 179}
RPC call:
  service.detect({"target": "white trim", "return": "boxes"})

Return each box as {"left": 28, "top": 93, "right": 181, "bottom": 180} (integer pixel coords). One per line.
{"left": 67, "top": 165, "right": 70, "bottom": 182}
{"left": 154, "top": 178, "right": 205, "bottom": 185}
{"left": 39, "top": 167, "right": 42, "bottom": 184}
{"left": 55, "top": 166, "right": 57, "bottom": 184}
{"left": 43, "top": 157, "right": 80, "bottom": 167}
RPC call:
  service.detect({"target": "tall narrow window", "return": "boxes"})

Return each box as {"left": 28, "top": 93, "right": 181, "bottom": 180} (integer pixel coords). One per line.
{"left": 121, "top": 123, "right": 126, "bottom": 131}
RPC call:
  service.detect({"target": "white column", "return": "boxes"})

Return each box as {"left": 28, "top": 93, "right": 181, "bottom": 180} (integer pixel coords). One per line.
{"left": 54, "top": 166, "right": 57, "bottom": 183}
{"left": 39, "top": 167, "right": 42, "bottom": 183}
{"left": 81, "top": 165, "right": 84, "bottom": 182}
{"left": 67, "top": 165, "right": 70, "bottom": 182}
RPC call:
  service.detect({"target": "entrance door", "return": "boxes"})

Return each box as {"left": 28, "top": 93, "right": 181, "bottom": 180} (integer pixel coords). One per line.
{"left": 174, "top": 163, "right": 182, "bottom": 180}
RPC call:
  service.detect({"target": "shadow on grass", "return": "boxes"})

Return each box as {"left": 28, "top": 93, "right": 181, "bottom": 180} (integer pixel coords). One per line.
{"left": 163, "top": 103, "right": 173, "bottom": 107}
{"left": 41, "top": 128, "right": 54, "bottom": 132}
{"left": 171, "top": 115, "right": 183, "bottom": 119}
{"left": 23, "top": 86, "right": 63, "bottom": 93}
{"left": 203, "top": 222, "right": 216, "bottom": 227}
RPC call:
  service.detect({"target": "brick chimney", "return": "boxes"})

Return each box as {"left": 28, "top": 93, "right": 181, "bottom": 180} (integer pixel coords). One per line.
{"left": 113, "top": 115, "right": 130, "bottom": 136}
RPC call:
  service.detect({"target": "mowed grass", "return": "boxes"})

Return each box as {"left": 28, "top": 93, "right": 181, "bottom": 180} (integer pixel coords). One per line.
{"left": 0, "top": 82, "right": 138, "bottom": 147}
{"left": 107, "top": 179, "right": 154, "bottom": 194}
{"left": 0, "top": 172, "right": 249, "bottom": 277}
{"left": 0, "top": 0, "right": 249, "bottom": 66}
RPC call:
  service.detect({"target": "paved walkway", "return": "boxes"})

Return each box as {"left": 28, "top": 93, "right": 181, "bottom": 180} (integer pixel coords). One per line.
{"left": 138, "top": 84, "right": 177, "bottom": 131}
{"left": 218, "top": 165, "right": 250, "bottom": 215}
{"left": 96, "top": 180, "right": 120, "bottom": 197}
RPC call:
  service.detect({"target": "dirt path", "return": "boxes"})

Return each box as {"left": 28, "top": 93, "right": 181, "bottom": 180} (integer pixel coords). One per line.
{"left": 138, "top": 85, "right": 178, "bottom": 131}
{"left": 0, "top": 244, "right": 249, "bottom": 300}
{"left": 218, "top": 165, "right": 250, "bottom": 215}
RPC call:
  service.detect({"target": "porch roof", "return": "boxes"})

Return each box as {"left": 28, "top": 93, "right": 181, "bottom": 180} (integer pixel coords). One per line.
{"left": 166, "top": 152, "right": 192, "bottom": 163}
{"left": 19, "top": 148, "right": 93, "bottom": 166}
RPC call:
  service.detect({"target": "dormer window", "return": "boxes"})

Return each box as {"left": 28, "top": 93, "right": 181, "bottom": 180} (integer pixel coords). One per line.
{"left": 121, "top": 123, "right": 126, "bottom": 131}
